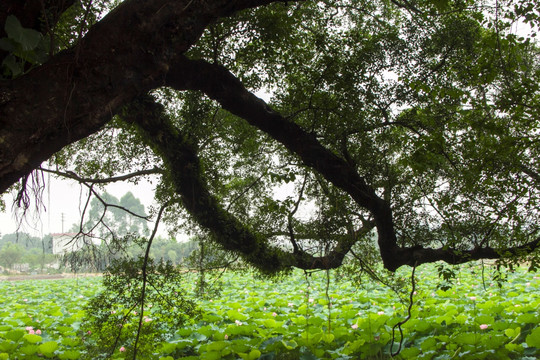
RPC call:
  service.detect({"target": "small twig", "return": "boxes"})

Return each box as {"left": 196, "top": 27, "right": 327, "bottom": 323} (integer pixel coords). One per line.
{"left": 39, "top": 166, "right": 163, "bottom": 185}
{"left": 391, "top": 263, "right": 417, "bottom": 357}
{"left": 226, "top": 174, "right": 265, "bottom": 212}
{"left": 133, "top": 202, "right": 168, "bottom": 360}
{"left": 325, "top": 269, "right": 332, "bottom": 333}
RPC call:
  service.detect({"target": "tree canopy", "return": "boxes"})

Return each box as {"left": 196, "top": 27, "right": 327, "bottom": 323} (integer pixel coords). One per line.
{"left": 1, "top": 0, "right": 539, "bottom": 274}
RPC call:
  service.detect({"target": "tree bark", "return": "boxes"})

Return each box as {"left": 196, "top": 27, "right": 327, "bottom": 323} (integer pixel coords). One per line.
{"left": 164, "top": 56, "right": 540, "bottom": 271}
{"left": 0, "top": 0, "right": 295, "bottom": 194}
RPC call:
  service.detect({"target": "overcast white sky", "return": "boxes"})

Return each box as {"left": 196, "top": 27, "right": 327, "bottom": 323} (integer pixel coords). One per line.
{"left": 0, "top": 175, "right": 163, "bottom": 238}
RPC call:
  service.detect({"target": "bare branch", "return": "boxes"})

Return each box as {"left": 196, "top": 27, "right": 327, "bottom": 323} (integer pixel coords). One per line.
{"left": 133, "top": 201, "right": 168, "bottom": 360}
{"left": 40, "top": 167, "right": 151, "bottom": 220}
{"left": 39, "top": 166, "right": 164, "bottom": 184}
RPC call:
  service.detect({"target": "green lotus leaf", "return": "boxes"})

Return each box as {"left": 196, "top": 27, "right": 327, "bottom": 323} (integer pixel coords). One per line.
{"left": 22, "top": 334, "right": 42, "bottom": 344}
{"left": 39, "top": 341, "right": 59, "bottom": 356}
{"left": 526, "top": 327, "right": 540, "bottom": 348}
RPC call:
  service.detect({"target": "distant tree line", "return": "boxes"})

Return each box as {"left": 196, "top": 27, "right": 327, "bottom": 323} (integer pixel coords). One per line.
{"left": 0, "top": 231, "right": 198, "bottom": 274}
{"left": 0, "top": 232, "right": 55, "bottom": 273}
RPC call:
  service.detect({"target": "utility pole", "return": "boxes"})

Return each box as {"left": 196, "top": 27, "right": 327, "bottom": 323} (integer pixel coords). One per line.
{"left": 61, "top": 213, "right": 65, "bottom": 233}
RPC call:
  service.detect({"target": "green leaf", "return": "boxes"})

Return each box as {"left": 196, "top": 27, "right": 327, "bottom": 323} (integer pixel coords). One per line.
{"left": 0, "top": 38, "right": 15, "bottom": 52}
{"left": 2, "top": 54, "right": 23, "bottom": 76}
{"left": 526, "top": 327, "right": 540, "bottom": 348}
{"left": 226, "top": 309, "right": 248, "bottom": 321}
{"left": 454, "top": 332, "right": 479, "bottom": 345}
{"left": 23, "top": 334, "right": 43, "bottom": 344}
{"left": 281, "top": 340, "right": 297, "bottom": 350}
{"left": 5, "top": 329, "right": 25, "bottom": 342}
{"left": 58, "top": 350, "right": 81, "bottom": 360}
{"left": 39, "top": 341, "right": 59, "bottom": 357}
{"left": 343, "top": 338, "right": 366, "bottom": 355}
{"left": 4, "top": 15, "right": 42, "bottom": 51}
{"left": 206, "top": 341, "right": 228, "bottom": 351}
{"left": 61, "top": 338, "right": 81, "bottom": 347}
{"left": 19, "top": 344, "right": 39, "bottom": 355}
{"left": 159, "top": 342, "right": 177, "bottom": 354}
{"left": 505, "top": 327, "right": 521, "bottom": 338}
{"left": 504, "top": 343, "right": 522, "bottom": 352}
{"left": 239, "top": 349, "right": 262, "bottom": 360}
{"left": 421, "top": 337, "right": 437, "bottom": 351}
{"left": 0, "top": 341, "right": 17, "bottom": 353}
{"left": 200, "top": 350, "right": 221, "bottom": 360}
{"left": 322, "top": 333, "right": 335, "bottom": 343}
{"left": 400, "top": 347, "right": 421, "bottom": 359}
{"left": 263, "top": 319, "right": 277, "bottom": 328}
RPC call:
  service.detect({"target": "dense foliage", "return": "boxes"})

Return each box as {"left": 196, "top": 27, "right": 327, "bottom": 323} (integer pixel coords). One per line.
{"left": 2, "top": 0, "right": 540, "bottom": 273}
{"left": 1, "top": 0, "right": 540, "bottom": 356}
{"left": 0, "top": 264, "right": 539, "bottom": 359}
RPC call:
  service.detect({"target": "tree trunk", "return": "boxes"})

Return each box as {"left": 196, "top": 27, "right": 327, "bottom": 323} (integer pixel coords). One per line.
{"left": 0, "top": 0, "right": 292, "bottom": 193}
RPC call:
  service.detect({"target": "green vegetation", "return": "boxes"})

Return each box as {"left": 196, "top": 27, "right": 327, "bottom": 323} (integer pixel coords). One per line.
{"left": 0, "top": 277, "right": 98, "bottom": 360}
{"left": 0, "top": 263, "right": 539, "bottom": 359}
{"left": 2, "top": 0, "right": 540, "bottom": 358}
{"left": 0, "top": 233, "right": 55, "bottom": 273}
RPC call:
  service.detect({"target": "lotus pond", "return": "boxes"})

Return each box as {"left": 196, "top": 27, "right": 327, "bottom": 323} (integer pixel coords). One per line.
{"left": 0, "top": 263, "right": 539, "bottom": 359}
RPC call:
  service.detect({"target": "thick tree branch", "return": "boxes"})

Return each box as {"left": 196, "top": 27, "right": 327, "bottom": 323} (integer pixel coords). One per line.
{"left": 166, "top": 57, "right": 540, "bottom": 271}
{"left": 165, "top": 57, "right": 402, "bottom": 270}
{"left": 122, "top": 95, "right": 289, "bottom": 273}
{"left": 122, "top": 95, "right": 365, "bottom": 272}
{"left": 395, "top": 237, "right": 540, "bottom": 267}
{"left": 0, "top": 0, "right": 301, "bottom": 194}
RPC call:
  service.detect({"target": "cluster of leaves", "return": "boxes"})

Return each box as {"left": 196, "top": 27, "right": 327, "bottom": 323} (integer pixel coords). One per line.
{"left": 122, "top": 264, "right": 540, "bottom": 360}
{"left": 25, "top": 0, "right": 538, "bottom": 277}
{"left": 0, "top": 16, "right": 48, "bottom": 78}
{"left": 82, "top": 256, "right": 199, "bottom": 359}
{"left": 149, "top": 0, "right": 540, "bottom": 266}
{"left": 0, "top": 263, "right": 539, "bottom": 359}
{"left": 0, "top": 278, "right": 99, "bottom": 360}
{"left": 0, "top": 0, "right": 120, "bottom": 79}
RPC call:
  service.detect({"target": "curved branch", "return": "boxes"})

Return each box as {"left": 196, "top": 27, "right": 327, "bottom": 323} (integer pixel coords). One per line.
{"left": 122, "top": 95, "right": 368, "bottom": 272}
{"left": 0, "top": 0, "right": 303, "bottom": 194}
{"left": 166, "top": 56, "right": 540, "bottom": 271}
{"left": 122, "top": 95, "right": 290, "bottom": 273}
{"left": 39, "top": 166, "right": 164, "bottom": 184}
{"left": 165, "top": 56, "right": 401, "bottom": 270}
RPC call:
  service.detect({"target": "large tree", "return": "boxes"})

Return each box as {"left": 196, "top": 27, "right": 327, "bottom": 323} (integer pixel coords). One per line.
{"left": 1, "top": 0, "right": 539, "bottom": 274}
